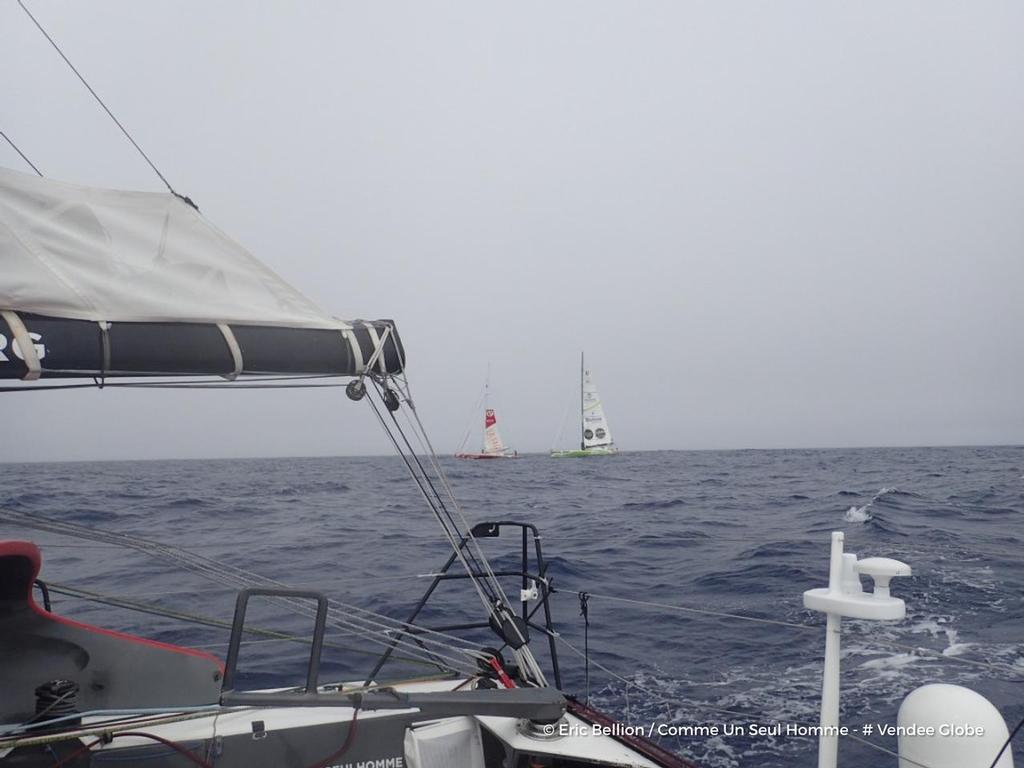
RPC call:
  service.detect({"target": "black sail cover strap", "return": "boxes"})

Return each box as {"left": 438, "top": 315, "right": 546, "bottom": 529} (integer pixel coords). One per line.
{"left": 0, "top": 312, "right": 404, "bottom": 380}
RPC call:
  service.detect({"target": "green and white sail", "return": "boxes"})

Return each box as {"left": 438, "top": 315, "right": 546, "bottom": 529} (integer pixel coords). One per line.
{"left": 581, "top": 368, "right": 613, "bottom": 450}
{"left": 551, "top": 354, "right": 618, "bottom": 457}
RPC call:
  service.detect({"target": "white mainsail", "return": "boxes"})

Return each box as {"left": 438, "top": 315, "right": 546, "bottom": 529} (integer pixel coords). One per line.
{"left": 0, "top": 167, "right": 404, "bottom": 381}
{"left": 0, "top": 167, "right": 342, "bottom": 329}
{"left": 581, "top": 368, "right": 613, "bottom": 449}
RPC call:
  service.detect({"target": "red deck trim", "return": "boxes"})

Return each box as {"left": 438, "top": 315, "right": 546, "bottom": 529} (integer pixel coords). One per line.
{"left": 1, "top": 539, "right": 224, "bottom": 670}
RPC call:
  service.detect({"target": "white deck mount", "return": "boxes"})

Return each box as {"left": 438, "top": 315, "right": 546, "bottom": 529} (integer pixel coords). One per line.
{"left": 803, "top": 531, "right": 911, "bottom": 768}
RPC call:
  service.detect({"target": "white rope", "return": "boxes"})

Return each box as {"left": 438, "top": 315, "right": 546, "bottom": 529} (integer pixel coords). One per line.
{"left": 362, "top": 324, "right": 393, "bottom": 375}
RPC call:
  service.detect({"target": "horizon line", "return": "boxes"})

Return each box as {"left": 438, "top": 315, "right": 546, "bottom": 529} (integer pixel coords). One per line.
{"left": 2, "top": 442, "right": 1021, "bottom": 466}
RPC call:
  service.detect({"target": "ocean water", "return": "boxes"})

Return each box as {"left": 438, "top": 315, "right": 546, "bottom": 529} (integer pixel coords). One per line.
{"left": 1, "top": 446, "right": 1022, "bottom": 767}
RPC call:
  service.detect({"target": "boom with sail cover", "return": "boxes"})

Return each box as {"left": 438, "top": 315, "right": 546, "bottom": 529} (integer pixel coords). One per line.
{"left": 0, "top": 168, "right": 403, "bottom": 380}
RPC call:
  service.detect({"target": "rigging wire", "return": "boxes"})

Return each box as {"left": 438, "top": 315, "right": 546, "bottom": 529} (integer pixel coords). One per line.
{"left": 1, "top": 708, "right": 222, "bottom": 742}
{"left": 393, "top": 372, "right": 522, "bottom": 611}
{"left": 564, "top": 589, "right": 1024, "bottom": 680}
{"left": 0, "top": 373, "right": 354, "bottom": 394}
{"left": 0, "top": 509, "right": 486, "bottom": 673}
{"left": 359, "top": 374, "right": 545, "bottom": 684}
{"left": 988, "top": 714, "right": 1024, "bottom": 768}
{"left": 365, "top": 378, "right": 499, "bottom": 607}
{"left": 377, "top": 374, "right": 548, "bottom": 686}
{"left": 22, "top": 500, "right": 1016, "bottom": 684}
{"left": 0, "top": 130, "right": 43, "bottom": 176}
{"left": 19, "top": 711, "right": 363, "bottom": 768}
{"left": 364, "top": 380, "right": 499, "bottom": 614}
{"left": 454, "top": 379, "right": 487, "bottom": 454}
{"left": 16, "top": 0, "right": 181, "bottom": 198}
{"left": 551, "top": 401, "right": 571, "bottom": 452}
{"left": 43, "top": 581, "right": 447, "bottom": 669}
{"left": 385, "top": 387, "right": 508, "bottom": 589}
{"left": 0, "top": 674, "right": 452, "bottom": 745}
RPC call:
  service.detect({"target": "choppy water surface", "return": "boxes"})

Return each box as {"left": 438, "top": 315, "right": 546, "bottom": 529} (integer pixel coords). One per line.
{"left": 2, "top": 446, "right": 1022, "bottom": 767}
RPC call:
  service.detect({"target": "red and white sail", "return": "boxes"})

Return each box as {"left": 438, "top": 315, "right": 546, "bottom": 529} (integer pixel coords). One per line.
{"left": 455, "top": 374, "right": 517, "bottom": 459}
{"left": 482, "top": 408, "right": 509, "bottom": 455}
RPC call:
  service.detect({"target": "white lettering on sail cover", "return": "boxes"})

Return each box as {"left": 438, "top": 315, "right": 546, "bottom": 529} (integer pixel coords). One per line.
{"left": 326, "top": 758, "right": 404, "bottom": 768}
{"left": 0, "top": 332, "right": 46, "bottom": 363}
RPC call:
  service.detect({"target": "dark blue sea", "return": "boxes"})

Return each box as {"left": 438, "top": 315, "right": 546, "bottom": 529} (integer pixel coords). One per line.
{"left": 2, "top": 446, "right": 1022, "bottom": 767}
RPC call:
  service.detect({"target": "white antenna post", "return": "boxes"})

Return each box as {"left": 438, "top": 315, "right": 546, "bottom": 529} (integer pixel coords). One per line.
{"left": 803, "top": 532, "right": 911, "bottom": 768}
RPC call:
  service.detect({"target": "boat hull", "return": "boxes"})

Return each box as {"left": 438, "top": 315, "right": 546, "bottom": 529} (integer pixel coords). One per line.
{"left": 550, "top": 446, "right": 619, "bottom": 458}
{"left": 0, "top": 680, "right": 683, "bottom": 768}
{"left": 455, "top": 452, "right": 518, "bottom": 459}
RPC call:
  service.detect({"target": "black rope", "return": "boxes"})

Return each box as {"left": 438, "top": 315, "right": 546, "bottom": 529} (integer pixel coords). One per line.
{"left": 0, "top": 130, "right": 43, "bottom": 176}
{"left": 988, "top": 713, "right": 1024, "bottom": 768}
{"left": 33, "top": 579, "right": 52, "bottom": 612}
{"left": 579, "top": 591, "right": 590, "bottom": 704}
{"left": 27, "top": 682, "right": 79, "bottom": 725}
{"left": 16, "top": 0, "right": 180, "bottom": 197}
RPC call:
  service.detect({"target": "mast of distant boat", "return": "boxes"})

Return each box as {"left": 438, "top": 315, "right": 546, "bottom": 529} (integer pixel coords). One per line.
{"left": 485, "top": 361, "right": 491, "bottom": 435}
{"left": 579, "top": 352, "right": 585, "bottom": 451}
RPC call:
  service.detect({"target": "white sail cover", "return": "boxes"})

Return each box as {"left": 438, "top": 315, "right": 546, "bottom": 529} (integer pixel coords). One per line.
{"left": 482, "top": 408, "right": 508, "bottom": 455}
{"left": 582, "top": 368, "right": 613, "bottom": 448}
{"left": 0, "top": 167, "right": 345, "bottom": 329}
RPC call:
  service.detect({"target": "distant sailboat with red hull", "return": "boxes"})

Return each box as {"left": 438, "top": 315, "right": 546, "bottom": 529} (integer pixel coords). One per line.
{"left": 455, "top": 375, "right": 518, "bottom": 459}
{"left": 456, "top": 407, "right": 517, "bottom": 459}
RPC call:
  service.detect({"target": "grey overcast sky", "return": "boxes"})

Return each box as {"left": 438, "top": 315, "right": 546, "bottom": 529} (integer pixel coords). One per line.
{"left": 2, "top": 1, "right": 1022, "bottom": 461}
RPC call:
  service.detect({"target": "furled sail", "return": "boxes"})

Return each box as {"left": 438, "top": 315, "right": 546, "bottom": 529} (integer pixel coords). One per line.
{"left": 0, "top": 168, "right": 403, "bottom": 380}
{"left": 581, "top": 368, "right": 613, "bottom": 449}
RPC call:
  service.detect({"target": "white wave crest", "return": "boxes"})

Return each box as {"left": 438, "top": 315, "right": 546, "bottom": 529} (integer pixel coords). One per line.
{"left": 841, "top": 486, "right": 898, "bottom": 523}
{"left": 844, "top": 505, "right": 872, "bottom": 522}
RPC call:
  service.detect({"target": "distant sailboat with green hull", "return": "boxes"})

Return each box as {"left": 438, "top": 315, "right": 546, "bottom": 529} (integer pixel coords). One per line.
{"left": 551, "top": 354, "right": 618, "bottom": 458}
